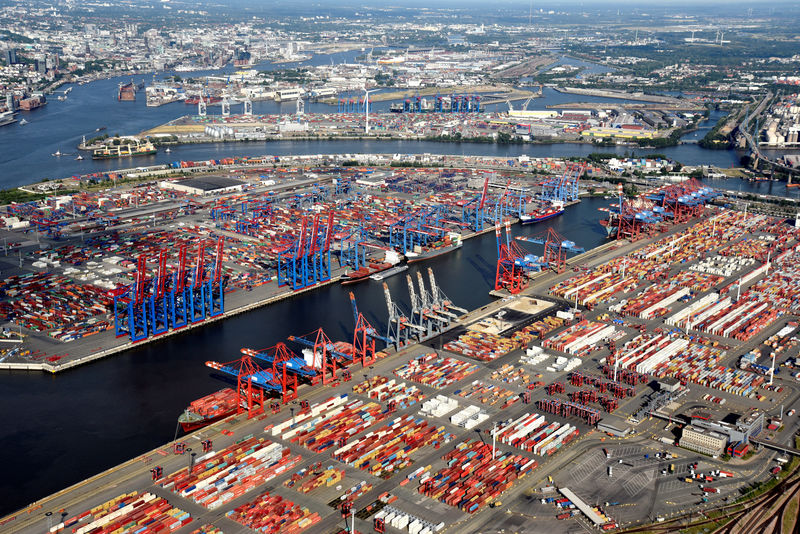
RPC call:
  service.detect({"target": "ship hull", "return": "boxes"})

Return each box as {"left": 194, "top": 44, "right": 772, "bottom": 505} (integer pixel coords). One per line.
{"left": 92, "top": 149, "right": 157, "bottom": 160}
{"left": 520, "top": 208, "right": 564, "bottom": 225}
{"left": 341, "top": 262, "right": 393, "bottom": 284}
{"left": 179, "top": 409, "right": 236, "bottom": 432}
{"left": 406, "top": 243, "right": 462, "bottom": 264}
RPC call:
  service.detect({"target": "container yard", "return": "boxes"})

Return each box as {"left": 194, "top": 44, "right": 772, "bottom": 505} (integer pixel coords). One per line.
{"left": 7, "top": 163, "right": 800, "bottom": 534}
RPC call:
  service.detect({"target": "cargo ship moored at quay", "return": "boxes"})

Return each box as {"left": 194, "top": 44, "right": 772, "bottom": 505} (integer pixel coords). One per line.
{"left": 177, "top": 388, "right": 239, "bottom": 432}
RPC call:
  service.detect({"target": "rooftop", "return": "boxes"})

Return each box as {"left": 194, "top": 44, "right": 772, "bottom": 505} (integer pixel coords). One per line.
{"left": 169, "top": 175, "right": 244, "bottom": 192}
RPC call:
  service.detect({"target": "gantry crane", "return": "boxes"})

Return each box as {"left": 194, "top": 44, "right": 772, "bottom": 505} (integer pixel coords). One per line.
{"left": 383, "top": 282, "right": 422, "bottom": 349}
{"left": 350, "top": 292, "right": 393, "bottom": 367}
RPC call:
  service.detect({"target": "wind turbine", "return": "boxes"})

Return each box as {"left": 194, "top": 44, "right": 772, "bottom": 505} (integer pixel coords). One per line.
{"left": 364, "top": 85, "right": 378, "bottom": 134}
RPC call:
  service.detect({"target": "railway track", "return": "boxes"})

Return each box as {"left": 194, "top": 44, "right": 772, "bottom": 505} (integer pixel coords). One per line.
{"left": 618, "top": 462, "right": 800, "bottom": 534}
{"left": 714, "top": 477, "right": 800, "bottom": 534}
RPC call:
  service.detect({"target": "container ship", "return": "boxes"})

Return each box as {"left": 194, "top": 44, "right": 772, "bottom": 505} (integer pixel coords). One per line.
{"left": 92, "top": 139, "right": 157, "bottom": 159}
{"left": 406, "top": 233, "right": 463, "bottom": 264}
{"left": 118, "top": 82, "right": 136, "bottom": 101}
{"left": 520, "top": 203, "right": 565, "bottom": 225}
{"left": 342, "top": 250, "right": 403, "bottom": 285}
{"left": 178, "top": 388, "right": 239, "bottom": 432}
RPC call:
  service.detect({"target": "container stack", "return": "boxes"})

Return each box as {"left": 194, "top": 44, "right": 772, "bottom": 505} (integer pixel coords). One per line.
{"left": 494, "top": 413, "right": 580, "bottom": 455}
{"left": 614, "top": 285, "right": 691, "bottom": 319}
{"left": 337, "top": 480, "right": 374, "bottom": 503}
{"left": 158, "top": 437, "right": 301, "bottom": 509}
{"left": 372, "top": 507, "right": 444, "bottom": 534}
{"left": 551, "top": 271, "right": 639, "bottom": 307}
{"left": 419, "top": 395, "right": 459, "bottom": 418}
{"left": 443, "top": 330, "right": 517, "bottom": 361}
{"left": 455, "top": 380, "right": 519, "bottom": 408}
{"left": 449, "top": 405, "right": 490, "bottom": 429}
{"left": 352, "top": 375, "right": 426, "bottom": 408}
{"left": 283, "top": 467, "right": 345, "bottom": 493}
{"left": 274, "top": 395, "right": 388, "bottom": 453}
{"left": 489, "top": 364, "right": 532, "bottom": 385}
{"left": 614, "top": 333, "right": 763, "bottom": 395}
{"left": 225, "top": 491, "right": 320, "bottom": 533}
{"left": 747, "top": 247, "right": 800, "bottom": 312}
{"left": 332, "top": 414, "right": 452, "bottom": 477}
{"left": 0, "top": 273, "right": 112, "bottom": 339}
{"left": 510, "top": 316, "right": 566, "bottom": 344}
{"left": 418, "top": 439, "right": 537, "bottom": 513}
{"left": 47, "top": 492, "right": 191, "bottom": 534}
{"left": 393, "top": 354, "right": 479, "bottom": 389}
{"left": 543, "top": 321, "right": 616, "bottom": 356}
{"left": 690, "top": 255, "right": 755, "bottom": 277}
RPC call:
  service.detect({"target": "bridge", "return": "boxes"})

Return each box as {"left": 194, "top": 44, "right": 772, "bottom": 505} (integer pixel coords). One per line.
{"left": 750, "top": 437, "right": 800, "bottom": 457}
{"left": 737, "top": 93, "right": 800, "bottom": 176}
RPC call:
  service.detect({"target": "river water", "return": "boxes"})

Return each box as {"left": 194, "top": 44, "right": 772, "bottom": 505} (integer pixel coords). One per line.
{"left": 0, "top": 57, "right": 794, "bottom": 515}
{"left": 0, "top": 52, "right": 753, "bottom": 189}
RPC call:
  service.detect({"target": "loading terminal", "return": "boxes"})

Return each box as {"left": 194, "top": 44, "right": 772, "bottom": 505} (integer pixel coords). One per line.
{"left": 559, "top": 487, "right": 606, "bottom": 526}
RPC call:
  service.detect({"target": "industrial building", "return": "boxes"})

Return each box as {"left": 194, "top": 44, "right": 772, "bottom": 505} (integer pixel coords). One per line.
{"left": 658, "top": 377, "right": 681, "bottom": 393}
{"left": 596, "top": 414, "right": 631, "bottom": 437}
{"left": 159, "top": 176, "right": 244, "bottom": 196}
{"left": 691, "top": 411, "right": 764, "bottom": 446}
{"left": 679, "top": 426, "right": 727, "bottom": 456}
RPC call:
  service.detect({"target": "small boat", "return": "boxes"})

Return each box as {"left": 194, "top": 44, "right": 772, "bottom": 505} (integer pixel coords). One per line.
{"left": 75, "top": 155, "right": 84, "bottom": 161}
{"left": 19, "top": 118, "right": 27, "bottom": 125}
{"left": 95, "top": 126, "right": 106, "bottom": 132}
{"left": 52, "top": 150, "right": 62, "bottom": 157}
{"left": 165, "top": 147, "right": 171, "bottom": 153}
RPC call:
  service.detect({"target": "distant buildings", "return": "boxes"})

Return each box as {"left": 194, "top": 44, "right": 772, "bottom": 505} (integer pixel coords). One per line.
{"left": 4, "top": 48, "right": 17, "bottom": 65}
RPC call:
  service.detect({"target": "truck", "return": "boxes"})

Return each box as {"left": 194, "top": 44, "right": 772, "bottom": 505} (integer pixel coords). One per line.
{"left": 702, "top": 486, "right": 719, "bottom": 494}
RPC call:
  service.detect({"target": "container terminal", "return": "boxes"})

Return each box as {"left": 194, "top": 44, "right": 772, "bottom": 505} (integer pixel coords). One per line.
{"left": 4, "top": 164, "right": 800, "bottom": 533}
{"left": 0, "top": 153, "right": 593, "bottom": 372}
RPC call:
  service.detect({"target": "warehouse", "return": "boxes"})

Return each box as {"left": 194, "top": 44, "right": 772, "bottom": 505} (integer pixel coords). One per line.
{"left": 159, "top": 176, "right": 244, "bottom": 196}
{"left": 597, "top": 414, "right": 631, "bottom": 437}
